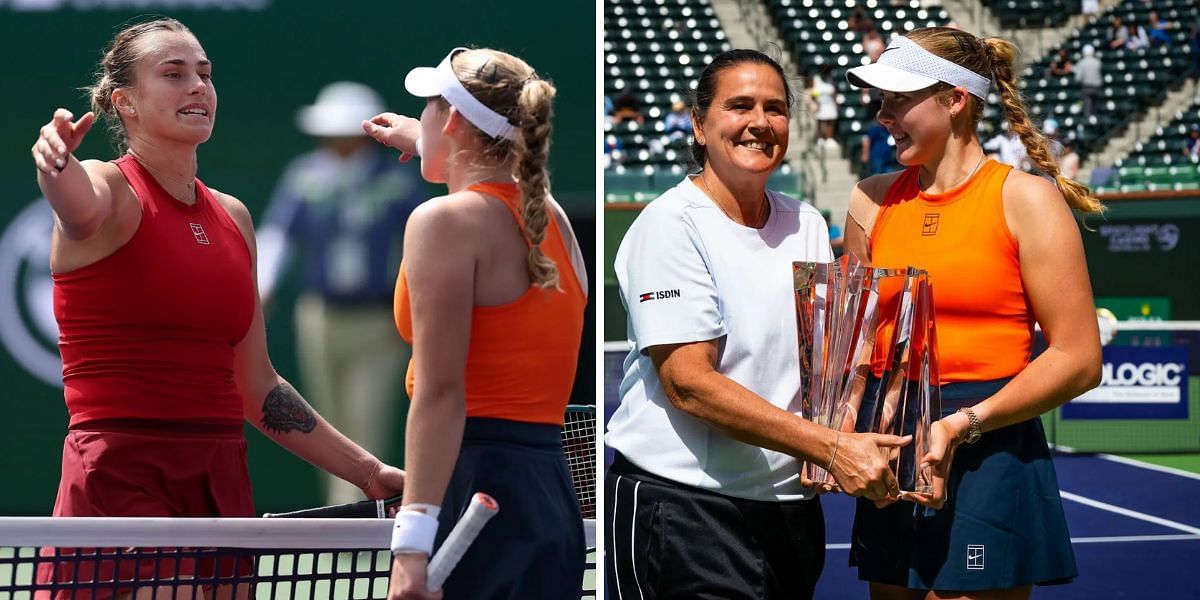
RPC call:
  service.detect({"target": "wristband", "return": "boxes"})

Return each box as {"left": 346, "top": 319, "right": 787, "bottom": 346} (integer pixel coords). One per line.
{"left": 390, "top": 510, "right": 439, "bottom": 555}
{"left": 401, "top": 502, "right": 442, "bottom": 519}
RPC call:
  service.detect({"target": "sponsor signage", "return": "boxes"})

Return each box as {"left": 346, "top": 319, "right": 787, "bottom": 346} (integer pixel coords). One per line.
{"left": 1063, "top": 346, "right": 1189, "bottom": 419}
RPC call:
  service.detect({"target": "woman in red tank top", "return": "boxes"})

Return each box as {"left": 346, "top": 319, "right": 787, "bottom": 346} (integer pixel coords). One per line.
{"left": 31, "top": 19, "right": 405, "bottom": 595}
{"left": 840, "top": 28, "right": 1104, "bottom": 598}
{"left": 364, "top": 48, "right": 588, "bottom": 599}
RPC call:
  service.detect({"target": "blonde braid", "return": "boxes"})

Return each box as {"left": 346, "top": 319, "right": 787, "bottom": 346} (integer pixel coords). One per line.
{"left": 514, "top": 78, "right": 559, "bottom": 289}
{"left": 984, "top": 37, "right": 1103, "bottom": 214}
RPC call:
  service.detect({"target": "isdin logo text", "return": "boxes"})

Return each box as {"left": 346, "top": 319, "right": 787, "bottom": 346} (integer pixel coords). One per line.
{"left": 0, "top": 199, "right": 63, "bottom": 388}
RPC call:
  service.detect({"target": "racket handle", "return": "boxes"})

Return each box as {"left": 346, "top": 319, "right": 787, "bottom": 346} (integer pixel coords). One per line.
{"left": 263, "top": 495, "right": 403, "bottom": 518}
{"left": 425, "top": 493, "right": 499, "bottom": 592}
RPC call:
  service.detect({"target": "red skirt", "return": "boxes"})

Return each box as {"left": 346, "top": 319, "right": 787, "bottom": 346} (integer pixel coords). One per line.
{"left": 37, "top": 419, "right": 255, "bottom": 600}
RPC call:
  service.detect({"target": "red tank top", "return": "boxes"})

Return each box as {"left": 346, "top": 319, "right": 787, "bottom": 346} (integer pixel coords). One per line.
{"left": 394, "top": 182, "right": 586, "bottom": 425}
{"left": 869, "top": 159, "right": 1031, "bottom": 382}
{"left": 53, "top": 155, "right": 254, "bottom": 427}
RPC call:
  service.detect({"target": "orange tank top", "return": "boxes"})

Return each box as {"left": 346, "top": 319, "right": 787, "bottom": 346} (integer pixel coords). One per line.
{"left": 394, "top": 182, "right": 586, "bottom": 425}
{"left": 869, "top": 159, "right": 1031, "bottom": 382}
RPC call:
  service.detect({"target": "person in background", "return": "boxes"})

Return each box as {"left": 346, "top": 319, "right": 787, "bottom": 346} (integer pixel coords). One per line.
{"left": 663, "top": 99, "right": 693, "bottom": 141}
{"left": 1147, "top": 12, "right": 1172, "bottom": 48}
{"left": 257, "top": 81, "right": 428, "bottom": 506}
{"left": 1048, "top": 48, "right": 1073, "bottom": 77}
{"left": 1106, "top": 15, "right": 1129, "bottom": 50}
{"left": 862, "top": 105, "right": 895, "bottom": 176}
{"left": 1075, "top": 44, "right": 1102, "bottom": 117}
{"left": 1059, "top": 138, "right": 1081, "bottom": 180}
{"left": 1185, "top": 125, "right": 1200, "bottom": 157}
{"left": 810, "top": 66, "right": 840, "bottom": 150}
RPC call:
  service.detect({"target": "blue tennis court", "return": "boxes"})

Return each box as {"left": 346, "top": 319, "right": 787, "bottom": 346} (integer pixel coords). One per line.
{"left": 816, "top": 453, "right": 1200, "bottom": 598}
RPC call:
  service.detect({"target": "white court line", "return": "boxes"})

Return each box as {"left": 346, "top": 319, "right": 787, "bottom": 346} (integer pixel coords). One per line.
{"left": 824, "top": 534, "right": 1200, "bottom": 550}
{"left": 1059, "top": 490, "right": 1200, "bottom": 536}
{"left": 1095, "top": 454, "right": 1200, "bottom": 482}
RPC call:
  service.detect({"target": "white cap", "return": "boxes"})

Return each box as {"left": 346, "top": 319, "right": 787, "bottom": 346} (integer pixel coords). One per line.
{"left": 846, "top": 35, "right": 991, "bottom": 100}
{"left": 296, "top": 81, "right": 384, "bottom": 137}
{"left": 404, "top": 47, "right": 519, "bottom": 141}
{"left": 1082, "top": 44, "right": 1095, "bottom": 57}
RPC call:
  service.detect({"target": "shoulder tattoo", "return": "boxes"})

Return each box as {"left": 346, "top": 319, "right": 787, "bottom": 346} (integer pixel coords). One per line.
{"left": 260, "top": 382, "right": 317, "bottom": 434}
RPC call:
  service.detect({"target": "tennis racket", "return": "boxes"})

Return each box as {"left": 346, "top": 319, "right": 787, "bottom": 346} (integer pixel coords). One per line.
{"left": 425, "top": 492, "right": 499, "bottom": 592}
{"left": 562, "top": 404, "right": 596, "bottom": 520}
{"left": 262, "top": 494, "right": 404, "bottom": 518}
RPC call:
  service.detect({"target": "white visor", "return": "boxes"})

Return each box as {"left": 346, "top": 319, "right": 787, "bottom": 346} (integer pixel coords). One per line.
{"left": 405, "top": 47, "right": 519, "bottom": 141}
{"left": 846, "top": 35, "right": 991, "bottom": 100}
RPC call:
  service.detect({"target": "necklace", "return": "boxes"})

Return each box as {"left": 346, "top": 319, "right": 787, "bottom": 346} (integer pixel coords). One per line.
{"left": 694, "top": 175, "right": 769, "bottom": 228}
{"left": 919, "top": 152, "right": 986, "bottom": 194}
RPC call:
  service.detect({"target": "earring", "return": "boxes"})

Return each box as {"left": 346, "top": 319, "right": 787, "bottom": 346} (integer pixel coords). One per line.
{"left": 129, "top": 108, "right": 136, "bottom": 115}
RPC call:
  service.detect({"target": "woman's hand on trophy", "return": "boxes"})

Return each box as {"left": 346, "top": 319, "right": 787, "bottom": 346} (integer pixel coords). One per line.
{"left": 828, "top": 432, "right": 910, "bottom": 504}
{"left": 906, "top": 417, "right": 968, "bottom": 509}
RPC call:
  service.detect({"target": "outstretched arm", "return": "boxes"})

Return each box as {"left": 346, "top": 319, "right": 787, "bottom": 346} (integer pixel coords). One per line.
{"left": 33, "top": 109, "right": 114, "bottom": 240}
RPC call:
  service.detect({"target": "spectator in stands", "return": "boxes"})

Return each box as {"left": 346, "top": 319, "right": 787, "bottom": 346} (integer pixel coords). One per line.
{"left": 1075, "top": 44, "right": 1103, "bottom": 117}
{"left": 1147, "top": 12, "right": 1172, "bottom": 48}
{"left": 1081, "top": 0, "right": 1099, "bottom": 24}
{"left": 809, "top": 67, "right": 839, "bottom": 150}
{"left": 1060, "top": 139, "right": 1081, "bottom": 180}
{"left": 612, "top": 92, "right": 645, "bottom": 125}
{"left": 663, "top": 99, "right": 693, "bottom": 141}
{"left": 1185, "top": 125, "right": 1200, "bottom": 157}
{"left": 861, "top": 106, "right": 895, "bottom": 176}
{"left": 984, "top": 126, "right": 1029, "bottom": 171}
{"left": 1106, "top": 16, "right": 1129, "bottom": 50}
{"left": 863, "top": 29, "right": 886, "bottom": 62}
{"left": 849, "top": 7, "right": 875, "bottom": 36}
{"left": 1048, "top": 48, "right": 1073, "bottom": 77}
{"left": 844, "top": 26, "right": 1101, "bottom": 599}
{"left": 1124, "top": 23, "right": 1150, "bottom": 50}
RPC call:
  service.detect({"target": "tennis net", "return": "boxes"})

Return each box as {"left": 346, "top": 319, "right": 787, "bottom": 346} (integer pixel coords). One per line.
{"left": 0, "top": 517, "right": 597, "bottom": 599}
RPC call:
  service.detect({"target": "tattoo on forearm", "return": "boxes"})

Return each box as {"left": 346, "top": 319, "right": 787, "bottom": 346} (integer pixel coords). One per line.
{"left": 260, "top": 382, "right": 317, "bottom": 434}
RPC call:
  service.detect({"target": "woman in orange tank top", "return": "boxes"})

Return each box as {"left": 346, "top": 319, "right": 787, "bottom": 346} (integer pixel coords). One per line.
{"left": 364, "top": 48, "right": 588, "bottom": 599}
{"left": 841, "top": 28, "right": 1104, "bottom": 599}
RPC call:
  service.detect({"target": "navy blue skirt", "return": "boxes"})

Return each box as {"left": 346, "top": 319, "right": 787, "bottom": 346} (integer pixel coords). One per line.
{"left": 849, "top": 378, "right": 1077, "bottom": 590}
{"left": 437, "top": 417, "right": 585, "bottom": 599}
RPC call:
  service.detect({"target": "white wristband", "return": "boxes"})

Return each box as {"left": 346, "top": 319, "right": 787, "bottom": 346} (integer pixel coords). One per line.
{"left": 401, "top": 503, "right": 441, "bottom": 519}
{"left": 391, "top": 510, "right": 439, "bottom": 555}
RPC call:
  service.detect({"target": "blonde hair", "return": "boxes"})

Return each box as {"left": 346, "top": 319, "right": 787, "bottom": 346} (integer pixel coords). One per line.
{"left": 906, "top": 27, "right": 1103, "bottom": 214}
{"left": 87, "top": 18, "right": 194, "bottom": 154}
{"left": 445, "top": 49, "right": 559, "bottom": 289}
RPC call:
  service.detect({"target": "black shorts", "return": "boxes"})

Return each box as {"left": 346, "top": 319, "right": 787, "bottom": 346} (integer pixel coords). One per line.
{"left": 437, "top": 417, "right": 585, "bottom": 599}
{"left": 606, "top": 453, "right": 825, "bottom": 599}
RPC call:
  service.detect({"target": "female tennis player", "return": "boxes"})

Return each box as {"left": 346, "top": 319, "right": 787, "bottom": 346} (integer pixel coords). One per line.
{"left": 605, "top": 49, "right": 912, "bottom": 599}
{"left": 843, "top": 27, "right": 1102, "bottom": 598}
{"left": 31, "top": 18, "right": 404, "bottom": 595}
{"left": 362, "top": 47, "right": 588, "bottom": 599}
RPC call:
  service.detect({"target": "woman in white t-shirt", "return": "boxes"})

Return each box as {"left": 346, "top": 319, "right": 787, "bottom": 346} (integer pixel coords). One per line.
{"left": 605, "top": 49, "right": 910, "bottom": 600}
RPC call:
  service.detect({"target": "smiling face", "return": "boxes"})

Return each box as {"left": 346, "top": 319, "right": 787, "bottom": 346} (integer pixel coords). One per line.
{"left": 875, "top": 86, "right": 957, "bottom": 166}
{"left": 693, "top": 62, "right": 790, "bottom": 178}
{"left": 117, "top": 30, "right": 216, "bottom": 146}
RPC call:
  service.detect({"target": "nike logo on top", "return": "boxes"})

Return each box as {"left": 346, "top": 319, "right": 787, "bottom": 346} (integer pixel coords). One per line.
{"left": 190, "top": 223, "right": 210, "bottom": 245}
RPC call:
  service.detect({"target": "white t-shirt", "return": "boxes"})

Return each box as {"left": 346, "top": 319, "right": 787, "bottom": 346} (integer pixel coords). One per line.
{"left": 607, "top": 177, "right": 833, "bottom": 502}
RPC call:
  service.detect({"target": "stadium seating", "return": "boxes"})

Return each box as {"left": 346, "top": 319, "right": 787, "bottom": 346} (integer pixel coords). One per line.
{"left": 1009, "top": 0, "right": 1197, "bottom": 161}
{"left": 604, "top": 0, "right": 731, "bottom": 176}
{"left": 983, "top": 0, "right": 1078, "bottom": 29}
{"left": 1101, "top": 95, "right": 1200, "bottom": 192}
